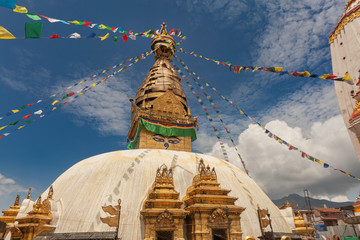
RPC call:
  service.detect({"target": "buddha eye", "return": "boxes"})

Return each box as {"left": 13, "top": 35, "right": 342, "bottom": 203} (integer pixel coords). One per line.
{"left": 168, "top": 139, "right": 180, "bottom": 145}
{"left": 152, "top": 136, "right": 165, "bottom": 142}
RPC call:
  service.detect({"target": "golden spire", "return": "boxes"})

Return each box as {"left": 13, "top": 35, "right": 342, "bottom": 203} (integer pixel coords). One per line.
{"left": 47, "top": 185, "right": 53, "bottom": 199}
{"left": 160, "top": 21, "right": 167, "bottom": 35}
{"left": 14, "top": 194, "right": 20, "bottom": 206}
{"left": 27, "top": 187, "right": 32, "bottom": 199}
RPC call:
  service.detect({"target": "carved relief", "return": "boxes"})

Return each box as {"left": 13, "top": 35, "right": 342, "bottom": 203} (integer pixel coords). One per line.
{"left": 209, "top": 208, "right": 227, "bottom": 224}
{"left": 155, "top": 210, "right": 175, "bottom": 228}
{"left": 100, "top": 199, "right": 121, "bottom": 228}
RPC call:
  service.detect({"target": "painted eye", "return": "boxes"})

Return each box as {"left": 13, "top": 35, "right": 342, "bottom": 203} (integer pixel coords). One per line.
{"left": 168, "top": 139, "right": 180, "bottom": 145}
{"left": 152, "top": 137, "right": 165, "bottom": 142}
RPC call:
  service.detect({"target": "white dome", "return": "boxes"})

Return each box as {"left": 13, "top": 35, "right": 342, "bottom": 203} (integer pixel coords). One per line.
{"left": 34, "top": 149, "right": 292, "bottom": 239}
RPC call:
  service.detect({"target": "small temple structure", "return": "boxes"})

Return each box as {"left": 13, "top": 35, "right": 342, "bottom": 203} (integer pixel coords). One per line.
{"left": 1, "top": 23, "right": 298, "bottom": 240}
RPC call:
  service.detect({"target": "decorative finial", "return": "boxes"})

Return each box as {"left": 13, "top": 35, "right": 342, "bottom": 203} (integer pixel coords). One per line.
{"left": 160, "top": 21, "right": 167, "bottom": 35}
{"left": 27, "top": 187, "right": 32, "bottom": 199}
{"left": 14, "top": 194, "right": 20, "bottom": 206}
{"left": 47, "top": 185, "right": 53, "bottom": 199}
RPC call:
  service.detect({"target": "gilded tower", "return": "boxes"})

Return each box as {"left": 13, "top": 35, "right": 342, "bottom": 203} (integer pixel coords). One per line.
{"left": 127, "top": 22, "right": 197, "bottom": 152}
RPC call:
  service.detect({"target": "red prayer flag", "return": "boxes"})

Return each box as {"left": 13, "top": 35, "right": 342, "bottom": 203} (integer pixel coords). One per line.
{"left": 63, "top": 102, "right": 68, "bottom": 105}
{"left": 168, "top": 29, "right": 175, "bottom": 35}
{"left": 128, "top": 30, "right": 133, "bottom": 34}
{"left": 327, "top": 73, "right": 338, "bottom": 79}
{"left": 50, "top": 34, "right": 60, "bottom": 39}
{"left": 27, "top": 103, "right": 34, "bottom": 107}
{"left": 83, "top": 21, "right": 91, "bottom": 26}
{"left": 22, "top": 114, "right": 31, "bottom": 119}
{"left": 38, "top": 14, "right": 49, "bottom": 19}
{"left": 122, "top": 34, "right": 128, "bottom": 42}
{"left": 301, "top": 152, "right": 307, "bottom": 158}
{"left": 289, "top": 145, "right": 294, "bottom": 150}
{"left": 67, "top": 92, "right": 75, "bottom": 97}
{"left": 292, "top": 71, "right": 300, "bottom": 77}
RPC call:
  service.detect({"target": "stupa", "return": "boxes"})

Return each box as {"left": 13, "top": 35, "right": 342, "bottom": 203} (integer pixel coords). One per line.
{"left": 1, "top": 23, "right": 294, "bottom": 240}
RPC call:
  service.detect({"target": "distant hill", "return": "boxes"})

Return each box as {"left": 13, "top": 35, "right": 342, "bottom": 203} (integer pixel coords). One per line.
{"left": 272, "top": 193, "right": 354, "bottom": 210}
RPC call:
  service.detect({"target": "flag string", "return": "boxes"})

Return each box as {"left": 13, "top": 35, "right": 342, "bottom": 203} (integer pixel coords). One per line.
{"left": 177, "top": 48, "right": 354, "bottom": 83}
{"left": 171, "top": 62, "right": 229, "bottom": 161}
{"left": 174, "top": 56, "right": 360, "bottom": 182}
{"left": 173, "top": 57, "right": 249, "bottom": 175}
{"left": 0, "top": 50, "right": 154, "bottom": 121}
{"left": 0, "top": 51, "right": 153, "bottom": 140}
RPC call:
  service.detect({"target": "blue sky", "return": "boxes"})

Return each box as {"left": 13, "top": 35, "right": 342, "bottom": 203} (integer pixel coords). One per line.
{"left": 1, "top": 0, "right": 358, "bottom": 210}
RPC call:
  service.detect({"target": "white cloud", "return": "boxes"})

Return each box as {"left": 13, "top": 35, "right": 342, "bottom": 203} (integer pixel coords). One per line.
{"left": 206, "top": 115, "right": 360, "bottom": 200}
{"left": 63, "top": 75, "right": 135, "bottom": 136}
{"left": 254, "top": 0, "right": 346, "bottom": 69}
{"left": 331, "top": 195, "right": 350, "bottom": 202}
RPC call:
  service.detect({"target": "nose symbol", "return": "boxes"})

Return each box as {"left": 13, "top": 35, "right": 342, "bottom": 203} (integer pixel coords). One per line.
{"left": 164, "top": 143, "right": 169, "bottom": 149}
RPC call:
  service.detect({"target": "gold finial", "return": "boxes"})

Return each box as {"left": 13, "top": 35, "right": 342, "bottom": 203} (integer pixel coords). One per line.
{"left": 14, "top": 194, "right": 20, "bottom": 206}
{"left": 160, "top": 21, "right": 167, "bottom": 35}
{"left": 47, "top": 185, "right": 53, "bottom": 199}
{"left": 27, "top": 187, "right": 32, "bottom": 199}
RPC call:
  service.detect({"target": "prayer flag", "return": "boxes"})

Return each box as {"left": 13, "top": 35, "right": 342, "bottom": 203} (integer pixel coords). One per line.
{"left": 0, "top": 26, "right": 15, "bottom": 39}
{"left": 342, "top": 72, "right": 353, "bottom": 81}
{"left": 122, "top": 33, "right": 128, "bottom": 42}
{"left": 26, "top": 13, "right": 41, "bottom": 20}
{"left": 52, "top": 100, "right": 59, "bottom": 105}
{"left": 50, "top": 34, "right": 60, "bottom": 39}
{"left": 83, "top": 21, "right": 91, "bottom": 26}
{"left": 100, "top": 33, "right": 109, "bottom": 41}
{"left": 9, "top": 120, "right": 20, "bottom": 126}
{"left": 34, "top": 110, "right": 42, "bottom": 115}
{"left": 22, "top": 114, "right": 31, "bottom": 119}
{"left": 13, "top": 5, "right": 27, "bottom": 13}
{"left": 25, "top": 22, "right": 43, "bottom": 39}
{"left": 301, "top": 152, "right": 307, "bottom": 158}
{"left": 323, "top": 163, "right": 329, "bottom": 168}
{"left": 11, "top": 109, "right": 19, "bottom": 113}
{"left": 129, "top": 34, "right": 136, "bottom": 40}
{"left": 47, "top": 18, "right": 61, "bottom": 23}
{"left": 69, "top": 32, "right": 81, "bottom": 39}
{"left": 0, "top": 126, "right": 7, "bottom": 130}
{"left": 0, "top": 0, "right": 16, "bottom": 9}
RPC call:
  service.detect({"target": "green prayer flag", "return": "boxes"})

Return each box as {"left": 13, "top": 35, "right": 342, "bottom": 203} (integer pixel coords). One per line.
{"left": 26, "top": 120, "right": 31, "bottom": 124}
{"left": 26, "top": 13, "right": 42, "bottom": 21}
{"left": 25, "top": 22, "right": 43, "bottom": 39}
{"left": 113, "top": 36, "right": 118, "bottom": 42}
{"left": 20, "top": 105, "right": 26, "bottom": 109}
{"left": 9, "top": 120, "right": 20, "bottom": 126}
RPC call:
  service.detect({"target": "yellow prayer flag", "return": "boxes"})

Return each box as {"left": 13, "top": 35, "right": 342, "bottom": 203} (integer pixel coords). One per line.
{"left": 79, "top": 80, "right": 84, "bottom": 84}
{"left": 52, "top": 100, "right": 59, "bottom": 105}
{"left": 12, "top": 109, "right": 19, "bottom": 113}
{"left": 319, "top": 74, "right": 329, "bottom": 79}
{"left": 50, "top": 94, "right": 56, "bottom": 97}
{"left": 135, "top": 59, "right": 139, "bottom": 63}
{"left": 0, "top": 26, "right": 16, "bottom": 39}
{"left": 252, "top": 67, "right": 259, "bottom": 72}
{"left": 198, "top": 99, "right": 202, "bottom": 102}
{"left": 215, "top": 132, "right": 219, "bottom": 135}
{"left": 100, "top": 33, "right": 109, "bottom": 41}
{"left": 102, "top": 70, "right": 106, "bottom": 73}
{"left": 0, "top": 125, "right": 7, "bottom": 130}
{"left": 302, "top": 71, "right": 311, "bottom": 77}
{"left": 342, "top": 72, "right": 353, "bottom": 81}
{"left": 207, "top": 116, "right": 210, "bottom": 119}
{"left": 180, "top": 48, "right": 183, "bottom": 52}
{"left": 274, "top": 67, "right": 283, "bottom": 72}
{"left": 68, "top": 20, "right": 80, "bottom": 24}
{"left": 79, "top": 93, "right": 84, "bottom": 95}
{"left": 206, "top": 83, "right": 209, "bottom": 86}
{"left": 52, "top": 107, "right": 56, "bottom": 111}
{"left": 239, "top": 110, "right": 244, "bottom": 114}
{"left": 190, "top": 51, "right": 194, "bottom": 54}
{"left": 206, "top": 96, "right": 211, "bottom": 99}
{"left": 17, "top": 125, "right": 25, "bottom": 130}
{"left": 13, "top": 5, "right": 28, "bottom": 13}
{"left": 91, "top": 83, "right": 96, "bottom": 87}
